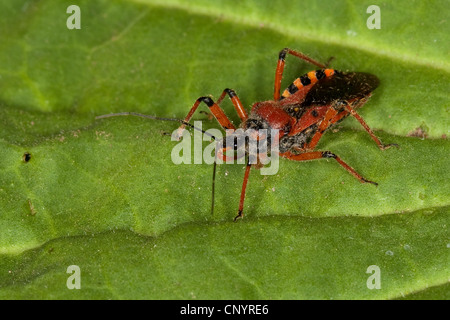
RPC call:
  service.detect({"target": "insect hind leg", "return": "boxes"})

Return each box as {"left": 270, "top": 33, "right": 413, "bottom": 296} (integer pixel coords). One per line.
{"left": 343, "top": 101, "right": 399, "bottom": 150}
{"left": 274, "top": 48, "right": 328, "bottom": 101}
{"left": 280, "top": 150, "right": 378, "bottom": 185}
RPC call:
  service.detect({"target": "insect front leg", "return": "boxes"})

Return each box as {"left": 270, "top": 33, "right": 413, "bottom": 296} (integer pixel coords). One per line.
{"left": 234, "top": 161, "right": 252, "bottom": 221}
{"left": 176, "top": 89, "right": 248, "bottom": 139}
{"left": 216, "top": 88, "right": 248, "bottom": 121}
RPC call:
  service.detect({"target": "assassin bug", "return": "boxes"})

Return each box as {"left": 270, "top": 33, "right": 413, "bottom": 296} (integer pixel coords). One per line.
{"left": 174, "top": 48, "right": 397, "bottom": 221}
{"left": 97, "top": 48, "right": 397, "bottom": 221}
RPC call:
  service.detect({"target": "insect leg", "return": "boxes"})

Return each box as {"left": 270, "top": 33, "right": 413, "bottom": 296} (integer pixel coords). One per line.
{"left": 176, "top": 95, "right": 236, "bottom": 139}
{"left": 177, "top": 89, "right": 248, "bottom": 139}
{"left": 216, "top": 88, "right": 248, "bottom": 121}
{"left": 234, "top": 161, "right": 252, "bottom": 221}
{"left": 280, "top": 151, "right": 378, "bottom": 185}
{"left": 304, "top": 106, "right": 339, "bottom": 150}
{"left": 343, "top": 102, "right": 398, "bottom": 150}
{"left": 274, "top": 48, "right": 327, "bottom": 100}
{"left": 177, "top": 89, "right": 248, "bottom": 217}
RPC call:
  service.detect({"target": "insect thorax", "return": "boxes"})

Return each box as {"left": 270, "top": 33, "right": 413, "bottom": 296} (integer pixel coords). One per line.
{"left": 279, "top": 124, "right": 318, "bottom": 153}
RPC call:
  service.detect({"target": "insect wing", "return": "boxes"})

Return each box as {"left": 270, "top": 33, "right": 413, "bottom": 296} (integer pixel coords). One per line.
{"left": 301, "top": 72, "right": 379, "bottom": 106}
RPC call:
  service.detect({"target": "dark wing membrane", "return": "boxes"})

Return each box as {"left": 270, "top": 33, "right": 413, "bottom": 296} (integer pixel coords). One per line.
{"left": 301, "top": 72, "right": 379, "bottom": 106}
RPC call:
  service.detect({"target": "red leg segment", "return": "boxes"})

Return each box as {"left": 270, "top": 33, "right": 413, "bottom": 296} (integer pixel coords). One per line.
{"left": 306, "top": 98, "right": 398, "bottom": 151}
{"left": 216, "top": 88, "right": 248, "bottom": 121}
{"left": 344, "top": 103, "right": 398, "bottom": 150}
{"left": 280, "top": 150, "right": 378, "bottom": 185}
{"left": 274, "top": 48, "right": 327, "bottom": 101}
{"left": 234, "top": 162, "right": 252, "bottom": 221}
{"left": 177, "top": 89, "right": 248, "bottom": 139}
{"left": 304, "top": 106, "right": 339, "bottom": 150}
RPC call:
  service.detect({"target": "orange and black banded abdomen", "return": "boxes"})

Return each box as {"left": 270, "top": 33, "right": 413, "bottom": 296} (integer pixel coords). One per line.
{"left": 280, "top": 70, "right": 379, "bottom": 108}
{"left": 280, "top": 69, "right": 336, "bottom": 100}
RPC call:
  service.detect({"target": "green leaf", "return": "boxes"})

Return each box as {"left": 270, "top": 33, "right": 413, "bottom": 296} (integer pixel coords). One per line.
{"left": 0, "top": 0, "right": 448, "bottom": 299}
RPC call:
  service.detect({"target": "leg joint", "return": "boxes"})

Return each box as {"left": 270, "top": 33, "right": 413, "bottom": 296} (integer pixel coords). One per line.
{"left": 224, "top": 88, "right": 236, "bottom": 98}
{"left": 279, "top": 48, "right": 289, "bottom": 60}
{"left": 322, "top": 151, "right": 337, "bottom": 159}
{"left": 332, "top": 100, "right": 349, "bottom": 111}
{"left": 198, "top": 96, "right": 214, "bottom": 107}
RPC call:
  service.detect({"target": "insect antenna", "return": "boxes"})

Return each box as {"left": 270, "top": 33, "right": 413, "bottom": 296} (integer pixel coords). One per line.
{"left": 211, "top": 160, "right": 217, "bottom": 216}
{"left": 96, "top": 112, "right": 216, "bottom": 139}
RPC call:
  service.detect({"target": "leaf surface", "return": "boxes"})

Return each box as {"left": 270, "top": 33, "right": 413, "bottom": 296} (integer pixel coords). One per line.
{"left": 0, "top": 0, "right": 448, "bottom": 299}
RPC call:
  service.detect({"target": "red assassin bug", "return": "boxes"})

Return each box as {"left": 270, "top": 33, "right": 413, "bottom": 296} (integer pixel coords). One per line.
{"left": 97, "top": 48, "right": 397, "bottom": 221}
{"left": 173, "top": 48, "right": 397, "bottom": 221}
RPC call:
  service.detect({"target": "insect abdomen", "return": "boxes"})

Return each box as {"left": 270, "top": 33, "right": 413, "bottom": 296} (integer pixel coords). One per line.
{"left": 280, "top": 69, "right": 336, "bottom": 100}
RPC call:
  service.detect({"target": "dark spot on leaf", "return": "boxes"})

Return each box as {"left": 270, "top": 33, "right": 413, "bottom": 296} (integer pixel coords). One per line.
{"left": 22, "top": 152, "right": 31, "bottom": 163}
{"left": 407, "top": 126, "right": 428, "bottom": 139}
{"left": 160, "top": 130, "right": 171, "bottom": 136}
